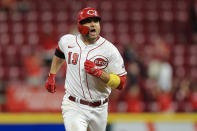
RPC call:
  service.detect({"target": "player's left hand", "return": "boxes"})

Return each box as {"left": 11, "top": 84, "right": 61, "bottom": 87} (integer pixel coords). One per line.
{"left": 84, "top": 60, "right": 102, "bottom": 77}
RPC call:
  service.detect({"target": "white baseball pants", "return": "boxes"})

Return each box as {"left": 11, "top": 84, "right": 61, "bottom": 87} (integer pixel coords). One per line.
{"left": 61, "top": 97, "right": 108, "bottom": 131}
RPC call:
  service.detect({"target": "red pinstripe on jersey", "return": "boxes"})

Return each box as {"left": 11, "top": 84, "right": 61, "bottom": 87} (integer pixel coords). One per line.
{"left": 85, "top": 39, "right": 106, "bottom": 99}
{"left": 76, "top": 36, "right": 86, "bottom": 99}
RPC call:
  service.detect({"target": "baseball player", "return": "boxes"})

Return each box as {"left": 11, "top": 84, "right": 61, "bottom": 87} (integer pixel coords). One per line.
{"left": 45, "top": 7, "right": 127, "bottom": 131}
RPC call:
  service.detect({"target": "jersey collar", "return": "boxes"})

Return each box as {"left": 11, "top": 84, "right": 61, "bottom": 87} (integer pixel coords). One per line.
{"left": 77, "top": 34, "right": 104, "bottom": 48}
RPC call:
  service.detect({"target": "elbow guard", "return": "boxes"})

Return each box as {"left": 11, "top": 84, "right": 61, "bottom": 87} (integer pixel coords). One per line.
{"left": 106, "top": 74, "right": 120, "bottom": 89}
{"left": 106, "top": 74, "right": 127, "bottom": 90}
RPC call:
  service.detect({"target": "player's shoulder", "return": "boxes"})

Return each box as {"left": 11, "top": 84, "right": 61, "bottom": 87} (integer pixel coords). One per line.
{"left": 60, "top": 34, "right": 76, "bottom": 41}
{"left": 102, "top": 37, "right": 123, "bottom": 61}
{"left": 58, "top": 34, "right": 77, "bottom": 49}
{"left": 102, "top": 37, "right": 119, "bottom": 51}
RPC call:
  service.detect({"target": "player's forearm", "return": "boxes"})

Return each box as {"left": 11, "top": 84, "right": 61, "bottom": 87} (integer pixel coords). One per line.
{"left": 50, "top": 55, "right": 65, "bottom": 74}
{"left": 99, "top": 70, "right": 110, "bottom": 83}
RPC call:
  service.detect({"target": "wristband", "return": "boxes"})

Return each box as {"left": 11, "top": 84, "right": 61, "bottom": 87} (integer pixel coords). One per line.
{"left": 106, "top": 74, "right": 120, "bottom": 89}
{"left": 49, "top": 73, "right": 56, "bottom": 77}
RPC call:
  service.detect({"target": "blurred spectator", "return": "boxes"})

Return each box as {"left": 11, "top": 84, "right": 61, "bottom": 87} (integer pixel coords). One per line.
{"left": 0, "top": 0, "right": 29, "bottom": 14}
{"left": 125, "top": 86, "right": 144, "bottom": 113}
{"left": 0, "top": 82, "right": 6, "bottom": 112}
{"left": 123, "top": 42, "right": 138, "bottom": 64}
{"left": 173, "top": 78, "right": 192, "bottom": 112}
{"left": 189, "top": 0, "right": 197, "bottom": 44}
{"left": 0, "top": 0, "right": 16, "bottom": 13}
{"left": 144, "top": 79, "right": 159, "bottom": 112}
{"left": 16, "top": 0, "right": 30, "bottom": 13}
{"left": 39, "top": 23, "right": 58, "bottom": 65}
{"left": 157, "top": 91, "right": 174, "bottom": 112}
{"left": 122, "top": 43, "right": 147, "bottom": 112}
{"left": 190, "top": 0, "right": 197, "bottom": 32}
{"left": 108, "top": 89, "right": 122, "bottom": 112}
{"left": 189, "top": 81, "right": 197, "bottom": 112}
{"left": 147, "top": 37, "right": 173, "bottom": 112}
{"left": 123, "top": 43, "right": 147, "bottom": 88}
{"left": 148, "top": 37, "right": 172, "bottom": 92}
{"left": 23, "top": 49, "right": 44, "bottom": 86}
{"left": 40, "top": 30, "right": 57, "bottom": 52}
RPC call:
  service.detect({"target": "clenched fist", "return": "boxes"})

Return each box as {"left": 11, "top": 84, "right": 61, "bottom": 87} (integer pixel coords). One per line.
{"left": 84, "top": 60, "right": 102, "bottom": 77}
{"left": 45, "top": 73, "right": 56, "bottom": 93}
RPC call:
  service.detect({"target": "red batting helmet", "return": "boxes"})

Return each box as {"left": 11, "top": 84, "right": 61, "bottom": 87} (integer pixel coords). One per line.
{"left": 77, "top": 7, "right": 101, "bottom": 34}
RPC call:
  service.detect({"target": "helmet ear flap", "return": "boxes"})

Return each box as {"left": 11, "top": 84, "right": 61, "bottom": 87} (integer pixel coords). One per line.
{"left": 78, "top": 24, "right": 89, "bottom": 34}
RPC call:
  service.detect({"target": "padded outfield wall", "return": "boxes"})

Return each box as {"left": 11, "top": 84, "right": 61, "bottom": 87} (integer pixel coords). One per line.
{"left": 0, "top": 113, "right": 197, "bottom": 131}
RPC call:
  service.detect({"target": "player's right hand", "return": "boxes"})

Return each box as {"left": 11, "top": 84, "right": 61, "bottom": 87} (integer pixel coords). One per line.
{"left": 45, "top": 73, "right": 56, "bottom": 93}
{"left": 84, "top": 60, "right": 102, "bottom": 77}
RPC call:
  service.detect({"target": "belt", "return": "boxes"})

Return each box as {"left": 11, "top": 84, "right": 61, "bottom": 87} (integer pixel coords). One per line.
{"left": 68, "top": 95, "right": 108, "bottom": 107}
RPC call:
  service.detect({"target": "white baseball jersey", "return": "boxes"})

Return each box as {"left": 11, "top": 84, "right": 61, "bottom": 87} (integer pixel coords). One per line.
{"left": 58, "top": 34, "right": 127, "bottom": 101}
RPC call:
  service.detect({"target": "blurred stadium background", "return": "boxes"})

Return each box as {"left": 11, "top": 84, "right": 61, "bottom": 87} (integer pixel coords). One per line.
{"left": 0, "top": 0, "right": 197, "bottom": 131}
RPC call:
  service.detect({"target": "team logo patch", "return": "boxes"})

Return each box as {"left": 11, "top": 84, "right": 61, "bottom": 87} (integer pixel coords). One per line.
{"left": 89, "top": 56, "right": 108, "bottom": 69}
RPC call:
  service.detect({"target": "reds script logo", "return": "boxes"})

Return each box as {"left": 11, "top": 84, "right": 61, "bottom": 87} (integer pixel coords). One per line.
{"left": 89, "top": 55, "right": 108, "bottom": 69}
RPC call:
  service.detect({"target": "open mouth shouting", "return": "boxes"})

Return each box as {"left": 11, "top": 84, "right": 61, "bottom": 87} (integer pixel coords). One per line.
{"left": 89, "top": 28, "right": 97, "bottom": 36}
